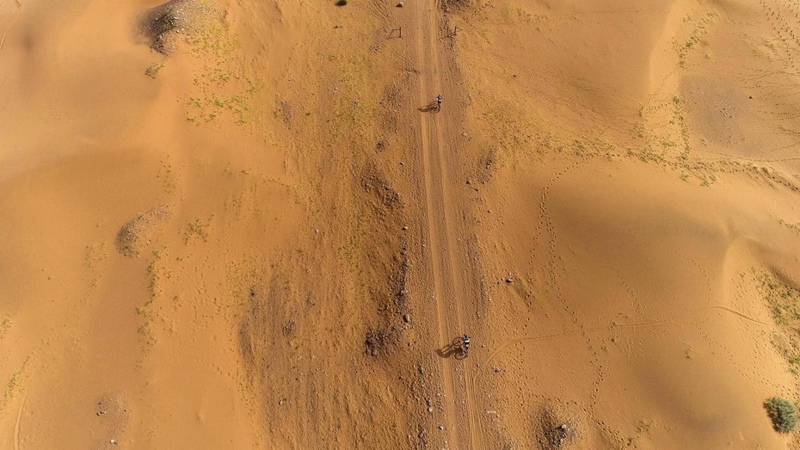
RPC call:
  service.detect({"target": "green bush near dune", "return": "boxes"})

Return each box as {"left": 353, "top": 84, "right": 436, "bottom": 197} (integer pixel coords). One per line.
{"left": 766, "top": 397, "right": 799, "bottom": 433}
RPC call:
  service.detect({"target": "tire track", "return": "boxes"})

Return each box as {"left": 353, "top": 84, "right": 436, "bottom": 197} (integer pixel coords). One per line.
{"left": 0, "top": 0, "right": 22, "bottom": 56}
{"left": 14, "top": 392, "right": 26, "bottom": 450}
{"left": 412, "top": 1, "right": 480, "bottom": 448}
{"left": 423, "top": 7, "right": 481, "bottom": 450}
{"left": 411, "top": 1, "right": 460, "bottom": 448}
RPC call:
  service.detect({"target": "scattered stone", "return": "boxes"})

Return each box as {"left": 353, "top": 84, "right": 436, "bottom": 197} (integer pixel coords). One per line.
{"left": 402, "top": 226, "right": 409, "bottom": 231}
{"left": 403, "top": 314, "right": 411, "bottom": 323}
{"left": 116, "top": 207, "right": 168, "bottom": 257}
{"left": 140, "top": 0, "right": 188, "bottom": 55}
{"left": 553, "top": 423, "right": 571, "bottom": 445}
{"left": 505, "top": 278, "right": 514, "bottom": 284}
{"left": 428, "top": 406, "right": 434, "bottom": 413}
{"left": 418, "top": 365, "right": 425, "bottom": 375}
{"left": 438, "top": 425, "right": 444, "bottom": 431}
{"left": 110, "top": 440, "right": 118, "bottom": 445}
{"left": 397, "top": 1, "right": 404, "bottom": 6}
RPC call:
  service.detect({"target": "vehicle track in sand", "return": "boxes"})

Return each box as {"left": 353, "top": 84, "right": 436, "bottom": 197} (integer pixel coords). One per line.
{"left": 14, "top": 393, "right": 26, "bottom": 450}
{"left": 410, "top": 1, "right": 481, "bottom": 448}
{"left": 0, "top": 0, "right": 23, "bottom": 55}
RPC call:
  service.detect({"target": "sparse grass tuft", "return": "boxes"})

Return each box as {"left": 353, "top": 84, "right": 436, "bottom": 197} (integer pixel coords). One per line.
{"left": 145, "top": 63, "right": 165, "bottom": 79}
{"left": 673, "top": 13, "right": 715, "bottom": 68}
{"left": 1, "top": 363, "right": 26, "bottom": 413}
{"left": 185, "top": 218, "right": 211, "bottom": 244}
{"left": 756, "top": 269, "right": 799, "bottom": 327}
{"left": 0, "top": 318, "right": 9, "bottom": 339}
{"left": 752, "top": 268, "right": 800, "bottom": 382}
{"left": 766, "top": 397, "right": 799, "bottom": 432}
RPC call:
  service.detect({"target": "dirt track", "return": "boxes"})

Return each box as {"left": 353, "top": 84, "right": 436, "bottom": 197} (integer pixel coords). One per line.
{"left": 410, "top": 1, "right": 480, "bottom": 447}
{"left": 6, "top": 0, "right": 800, "bottom": 448}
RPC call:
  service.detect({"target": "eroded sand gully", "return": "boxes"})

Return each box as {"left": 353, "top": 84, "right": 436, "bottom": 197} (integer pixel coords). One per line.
{"left": 3, "top": 0, "right": 800, "bottom": 448}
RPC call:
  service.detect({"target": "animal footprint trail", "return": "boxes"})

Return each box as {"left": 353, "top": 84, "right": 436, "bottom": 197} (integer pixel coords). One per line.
{"left": 680, "top": 253, "right": 715, "bottom": 303}
{"left": 474, "top": 303, "right": 775, "bottom": 384}
{"left": 537, "top": 159, "right": 591, "bottom": 323}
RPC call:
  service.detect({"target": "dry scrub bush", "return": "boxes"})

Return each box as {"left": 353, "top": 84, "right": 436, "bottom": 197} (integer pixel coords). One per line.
{"left": 766, "top": 397, "right": 799, "bottom": 433}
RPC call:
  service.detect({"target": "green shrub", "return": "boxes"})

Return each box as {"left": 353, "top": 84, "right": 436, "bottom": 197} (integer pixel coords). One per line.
{"left": 766, "top": 397, "right": 799, "bottom": 433}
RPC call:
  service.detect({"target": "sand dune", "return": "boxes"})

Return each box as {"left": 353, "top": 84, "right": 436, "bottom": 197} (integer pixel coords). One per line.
{"left": 3, "top": 0, "right": 800, "bottom": 448}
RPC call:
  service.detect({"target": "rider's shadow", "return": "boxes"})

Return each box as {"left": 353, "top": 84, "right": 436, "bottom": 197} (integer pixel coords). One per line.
{"left": 436, "top": 338, "right": 467, "bottom": 360}
{"left": 418, "top": 101, "right": 441, "bottom": 114}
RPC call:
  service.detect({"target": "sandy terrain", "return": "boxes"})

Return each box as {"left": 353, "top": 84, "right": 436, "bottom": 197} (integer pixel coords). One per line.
{"left": 3, "top": 0, "right": 800, "bottom": 448}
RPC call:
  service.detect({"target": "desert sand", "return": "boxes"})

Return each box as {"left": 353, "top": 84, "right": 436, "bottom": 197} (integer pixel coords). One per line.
{"left": 3, "top": 0, "right": 800, "bottom": 448}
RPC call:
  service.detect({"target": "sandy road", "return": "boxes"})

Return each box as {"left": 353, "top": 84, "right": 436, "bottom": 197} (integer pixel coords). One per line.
{"left": 409, "top": 1, "right": 481, "bottom": 448}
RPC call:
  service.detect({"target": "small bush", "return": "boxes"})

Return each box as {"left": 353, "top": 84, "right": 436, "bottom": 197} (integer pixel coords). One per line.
{"left": 766, "top": 397, "right": 799, "bottom": 433}
{"left": 336, "top": 0, "right": 347, "bottom": 5}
